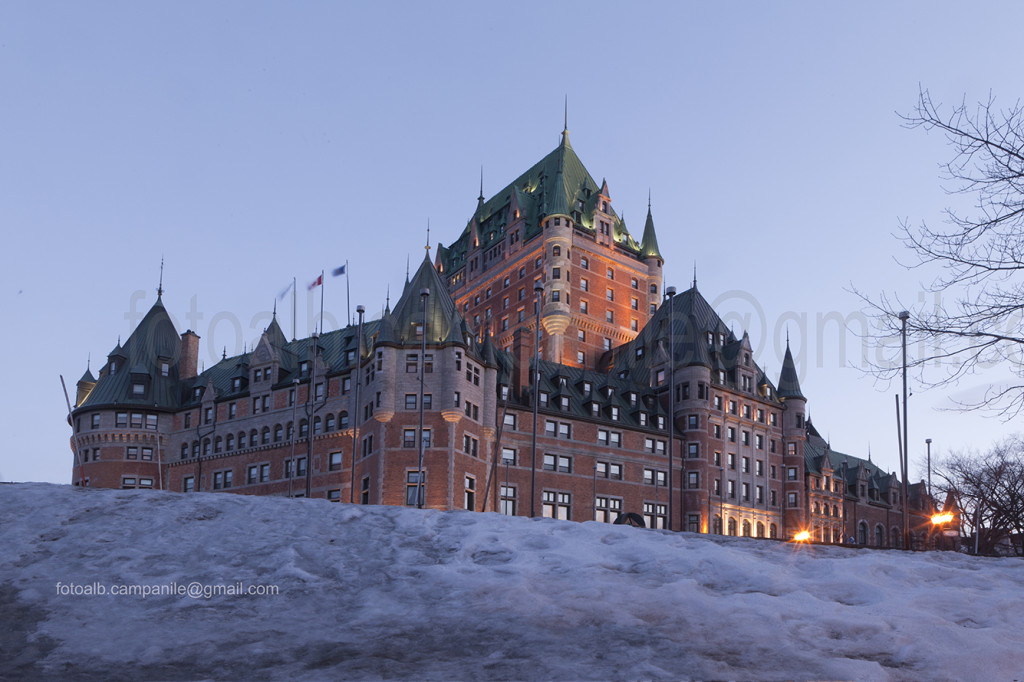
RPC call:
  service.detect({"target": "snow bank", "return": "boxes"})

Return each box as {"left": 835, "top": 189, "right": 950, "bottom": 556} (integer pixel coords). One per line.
{"left": 1, "top": 483, "right": 1022, "bottom": 681}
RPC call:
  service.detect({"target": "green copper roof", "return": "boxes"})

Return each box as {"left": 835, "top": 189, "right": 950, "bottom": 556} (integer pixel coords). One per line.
{"left": 77, "top": 297, "right": 183, "bottom": 411}
{"left": 640, "top": 206, "right": 663, "bottom": 261}
{"left": 438, "top": 135, "right": 644, "bottom": 274}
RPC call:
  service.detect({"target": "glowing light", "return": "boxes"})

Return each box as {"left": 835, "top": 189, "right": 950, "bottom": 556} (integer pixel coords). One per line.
{"left": 793, "top": 530, "right": 811, "bottom": 542}
{"left": 931, "top": 512, "right": 954, "bottom": 525}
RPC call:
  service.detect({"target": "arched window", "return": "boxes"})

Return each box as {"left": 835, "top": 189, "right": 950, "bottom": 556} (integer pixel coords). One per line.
{"left": 552, "top": 245, "right": 561, "bottom": 257}
{"left": 249, "top": 429, "right": 258, "bottom": 446}
{"left": 713, "top": 515, "right": 722, "bottom": 534}
{"left": 299, "top": 419, "right": 309, "bottom": 437}
{"left": 833, "top": 528, "right": 842, "bottom": 544}
{"left": 325, "top": 414, "right": 335, "bottom": 431}
{"left": 769, "top": 523, "right": 778, "bottom": 539}
{"left": 203, "top": 438, "right": 211, "bottom": 456}
{"left": 238, "top": 432, "right": 247, "bottom": 448}
{"left": 261, "top": 427, "right": 270, "bottom": 445}
{"left": 742, "top": 520, "right": 751, "bottom": 537}
{"left": 286, "top": 422, "right": 294, "bottom": 440}
{"left": 833, "top": 505, "right": 839, "bottom": 517}
{"left": 858, "top": 521, "right": 868, "bottom": 545}
{"left": 214, "top": 436, "right": 222, "bottom": 453}
{"left": 314, "top": 416, "right": 322, "bottom": 435}
{"left": 226, "top": 434, "right": 234, "bottom": 451}
{"left": 192, "top": 440, "right": 199, "bottom": 458}
{"left": 891, "top": 527, "right": 902, "bottom": 549}
{"left": 274, "top": 425, "right": 283, "bottom": 442}
{"left": 814, "top": 502, "right": 821, "bottom": 514}
{"left": 756, "top": 522, "right": 765, "bottom": 538}
{"left": 728, "top": 517, "right": 737, "bottom": 536}
{"left": 875, "top": 525, "right": 885, "bottom": 547}
{"left": 339, "top": 411, "right": 349, "bottom": 429}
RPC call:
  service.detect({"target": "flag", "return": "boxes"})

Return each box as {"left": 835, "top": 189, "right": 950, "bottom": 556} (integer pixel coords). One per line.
{"left": 308, "top": 274, "right": 323, "bottom": 290}
{"left": 332, "top": 264, "right": 346, "bottom": 277}
{"left": 277, "top": 280, "right": 294, "bottom": 300}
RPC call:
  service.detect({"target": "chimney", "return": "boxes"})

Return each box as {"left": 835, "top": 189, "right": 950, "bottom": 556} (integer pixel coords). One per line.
{"left": 180, "top": 330, "right": 200, "bottom": 379}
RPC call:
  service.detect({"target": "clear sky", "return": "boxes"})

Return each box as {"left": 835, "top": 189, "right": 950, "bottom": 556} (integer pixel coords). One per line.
{"left": 3, "top": 1, "right": 1022, "bottom": 483}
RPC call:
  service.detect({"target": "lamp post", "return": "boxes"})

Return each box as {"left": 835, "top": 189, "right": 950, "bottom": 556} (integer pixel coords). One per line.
{"left": 530, "top": 281, "right": 543, "bottom": 518}
{"left": 926, "top": 438, "right": 933, "bottom": 500}
{"left": 719, "top": 466, "right": 725, "bottom": 534}
{"left": 350, "top": 305, "right": 364, "bottom": 504}
{"left": 899, "top": 310, "right": 910, "bottom": 550}
{"left": 666, "top": 286, "right": 676, "bottom": 531}
{"left": 416, "top": 288, "right": 429, "bottom": 509}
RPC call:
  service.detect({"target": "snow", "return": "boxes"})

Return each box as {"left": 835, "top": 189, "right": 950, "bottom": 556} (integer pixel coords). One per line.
{"left": 2, "top": 483, "right": 1022, "bottom": 681}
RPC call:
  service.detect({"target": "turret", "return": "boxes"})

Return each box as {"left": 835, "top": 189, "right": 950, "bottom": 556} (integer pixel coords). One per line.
{"left": 640, "top": 203, "right": 664, "bottom": 315}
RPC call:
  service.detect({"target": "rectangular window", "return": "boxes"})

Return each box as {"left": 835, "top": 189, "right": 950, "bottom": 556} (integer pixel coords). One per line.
{"left": 594, "top": 496, "right": 623, "bottom": 523}
{"left": 501, "top": 447, "right": 516, "bottom": 465}
{"left": 464, "top": 476, "right": 476, "bottom": 510}
{"left": 406, "top": 471, "right": 424, "bottom": 506}
{"left": 687, "top": 471, "right": 699, "bottom": 489}
{"left": 542, "top": 491, "right": 571, "bottom": 520}
{"left": 687, "top": 442, "right": 699, "bottom": 458}
{"left": 361, "top": 477, "right": 370, "bottom": 504}
{"left": 500, "top": 485, "right": 516, "bottom": 515}
{"left": 260, "top": 464, "right": 270, "bottom": 483}
{"left": 183, "top": 476, "right": 195, "bottom": 493}
{"left": 329, "top": 451, "right": 343, "bottom": 471}
{"left": 644, "top": 502, "right": 667, "bottom": 530}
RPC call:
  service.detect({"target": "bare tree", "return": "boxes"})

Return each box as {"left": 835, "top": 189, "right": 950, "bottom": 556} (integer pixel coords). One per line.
{"left": 856, "top": 89, "right": 1024, "bottom": 416}
{"left": 934, "top": 436, "right": 1024, "bottom": 556}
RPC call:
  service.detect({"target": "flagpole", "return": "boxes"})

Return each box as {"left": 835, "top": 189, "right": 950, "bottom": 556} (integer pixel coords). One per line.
{"left": 292, "top": 276, "right": 297, "bottom": 341}
{"left": 346, "top": 260, "right": 351, "bottom": 327}
{"left": 319, "top": 269, "right": 325, "bottom": 335}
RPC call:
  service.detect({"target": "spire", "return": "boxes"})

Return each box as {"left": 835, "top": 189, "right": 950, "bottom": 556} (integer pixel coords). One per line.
{"left": 478, "top": 166, "right": 484, "bottom": 205}
{"left": 560, "top": 95, "right": 571, "bottom": 149}
{"left": 157, "top": 257, "right": 164, "bottom": 298}
{"left": 777, "top": 339, "right": 806, "bottom": 400}
{"left": 692, "top": 262, "right": 698, "bottom": 290}
{"left": 639, "top": 201, "right": 663, "bottom": 261}
{"left": 425, "top": 219, "right": 431, "bottom": 256}
{"left": 222, "top": 346, "right": 227, "bottom": 360}
{"left": 406, "top": 254, "right": 410, "bottom": 284}
{"left": 272, "top": 298, "right": 277, "bottom": 319}
{"left": 385, "top": 284, "right": 391, "bottom": 315}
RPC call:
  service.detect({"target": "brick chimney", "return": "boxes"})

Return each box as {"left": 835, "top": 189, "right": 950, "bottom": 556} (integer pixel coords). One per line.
{"left": 180, "top": 330, "right": 200, "bottom": 379}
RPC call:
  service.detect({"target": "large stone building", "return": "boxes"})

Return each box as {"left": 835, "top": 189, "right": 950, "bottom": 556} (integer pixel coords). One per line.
{"left": 68, "top": 128, "right": 944, "bottom": 546}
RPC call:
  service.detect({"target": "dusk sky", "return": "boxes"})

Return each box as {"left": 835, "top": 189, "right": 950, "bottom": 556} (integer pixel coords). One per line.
{"left": 3, "top": 1, "right": 1023, "bottom": 484}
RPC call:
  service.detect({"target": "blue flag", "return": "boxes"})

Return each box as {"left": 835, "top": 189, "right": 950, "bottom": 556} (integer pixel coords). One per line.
{"left": 332, "top": 264, "right": 346, "bottom": 277}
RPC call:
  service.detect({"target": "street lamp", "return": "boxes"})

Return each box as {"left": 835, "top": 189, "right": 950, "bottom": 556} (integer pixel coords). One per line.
{"left": 530, "top": 281, "right": 544, "bottom": 518}
{"left": 416, "top": 288, "right": 429, "bottom": 509}
{"left": 926, "top": 438, "right": 933, "bottom": 500}
{"left": 899, "top": 310, "right": 910, "bottom": 549}
{"left": 666, "top": 285, "right": 676, "bottom": 531}
{"left": 350, "top": 305, "right": 365, "bottom": 504}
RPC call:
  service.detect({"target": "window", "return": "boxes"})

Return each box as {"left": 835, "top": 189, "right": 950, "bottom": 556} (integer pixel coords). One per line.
{"left": 183, "top": 476, "right": 195, "bottom": 493}
{"left": 576, "top": 350, "right": 585, "bottom": 364}
{"left": 687, "top": 443, "right": 699, "bottom": 458}
{"left": 728, "top": 453, "right": 736, "bottom": 470}
{"left": 126, "top": 446, "right": 138, "bottom": 460}
{"left": 728, "top": 480, "right": 736, "bottom": 498}
{"left": 406, "top": 471, "right": 424, "bottom": 506}
{"left": 500, "top": 485, "right": 517, "bottom": 515}
{"left": 90, "top": 414, "right": 100, "bottom": 429}
{"left": 580, "top": 256, "right": 589, "bottom": 269}
{"left": 742, "top": 482, "right": 750, "bottom": 501}
{"left": 543, "top": 454, "right": 572, "bottom": 473}
{"left": 361, "top": 477, "right": 370, "bottom": 505}
{"left": 595, "top": 496, "right": 623, "bottom": 523}
{"left": 503, "top": 413, "right": 517, "bottom": 429}
{"left": 643, "top": 503, "right": 667, "bottom": 530}
{"left": 464, "top": 476, "right": 476, "bottom": 510}
{"left": 605, "top": 310, "right": 614, "bottom": 323}
{"left": 741, "top": 431, "right": 750, "bottom": 446}
{"left": 788, "top": 492, "right": 798, "bottom": 508}
{"left": 247, "top": 465, "right": 258, "bottom": 484}
{"left": 405, "top": 394, "right": 417, "bottom": 410}
{"left": 727, "top": 427, "right": 736, "bottom": 443}
{"left": 644, "top": 469, "right": 668, "bottom": 487}
{"left": 687, "top": 471, "right": 699, "bottom": 489}
{"left": 329, "top": 451, "right": 343, "bottom": 471}
{"left": 606, "top": 267, "right": 614, "bottom": 280}
{"left": 501, "top": 447, "right": 516, "bottom": 465}
{"left": 117, "top": 412, "right": 129, "bottom": 427}
{"left": 542, "top": 491, "right": 571, "bottom": 520}
{"left": 755, "top": 434, "right": 764, "bottom": 450}
{"left": 463, "top": 435, "right": 479, "bottom": 457}
{"left": 260, "top": 464, "right": 270, "bottom": 483}
{"left": 787, "top": 466, "right": 798, "bottom": 481}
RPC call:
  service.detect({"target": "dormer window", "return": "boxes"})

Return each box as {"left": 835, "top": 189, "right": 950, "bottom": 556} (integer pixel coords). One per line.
{"left": 610, "top": 406, "right": 619, "bottom": 421}
{"left": 707, "top": 332, "right": 714, "bottom": 346}
{"left": 193, "top": 387, "right": 202, "bottom": 401}
{"left": 232, "top": 378, "right": 241, "bottom": 391}
{"left": 300, "top": 361, "right": 310, "bottom": 377}
{"left": 132, "top": 382, "right": 146, "bottom": 396}
{"left": 539, "top": 392, "right": 549, "bottom": 407}
{"left": 159, "top": 360, "right": 170, "bottom": 377}
{"left": 583, "top": 381, "right": 592, "bottom": 395}
{"left": 109, "top": 361, "right": 118, "bottom": 375}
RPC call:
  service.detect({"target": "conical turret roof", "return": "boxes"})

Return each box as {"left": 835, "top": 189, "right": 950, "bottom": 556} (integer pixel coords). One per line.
{"left": 640, "top": 206, "right": 663, "bottom": 261}
{"left": 777, "top": 342, "right": 805, "bottom": 400}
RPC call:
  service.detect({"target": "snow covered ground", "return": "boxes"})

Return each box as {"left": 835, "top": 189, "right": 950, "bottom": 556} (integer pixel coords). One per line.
{"left": 2, "top": 483, "right": 1022, "bottom": 681}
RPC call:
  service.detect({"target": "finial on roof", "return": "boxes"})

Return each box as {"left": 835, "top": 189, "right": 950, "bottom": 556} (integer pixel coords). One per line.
{"left": 222, "top": 346, "right": 227, "bottom": 360}
{"left": 157, "top": 256, "right": 164, "bottom": 298}
{"left": 693, "top": 262, "right": 697, "bottom": 289}
{"left": 272, "top": 298, "right": 277, "bottom": 318}
{"left": 425, "top": 219, "right": 431, "bottom": 254}
{"left": 87, "top": 353, "right": 90, "bottom": 371}
{"left": 406, "top": 254, "right": 410, "bottom": 283}
{"left": 648, "top": 189, "right": 651, "bottom": 210}
{"left": 478, "top": 166, "right": 484, "bottom": 203}
{"left": 560, "top": 96, "right": 571, "bottom": 148}
{"left": 386, "top": 284, "right": 391, "bottom": 311}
